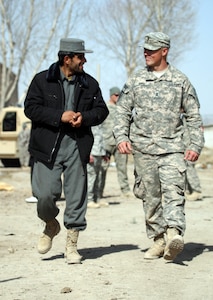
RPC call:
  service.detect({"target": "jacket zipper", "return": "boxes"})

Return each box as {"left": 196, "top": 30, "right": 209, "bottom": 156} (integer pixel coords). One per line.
{"left": 47, "top": 80, "right": 64, "bottom": 162}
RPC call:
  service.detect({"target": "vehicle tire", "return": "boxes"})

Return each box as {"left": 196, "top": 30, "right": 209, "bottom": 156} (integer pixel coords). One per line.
{"left": 1, "top": 159, "right": 21, "bottom": 168}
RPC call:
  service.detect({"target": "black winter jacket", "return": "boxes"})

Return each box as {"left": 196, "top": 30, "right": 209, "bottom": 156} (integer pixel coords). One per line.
{"left": 24, "top": 62, "right": 109, "bottom": 165}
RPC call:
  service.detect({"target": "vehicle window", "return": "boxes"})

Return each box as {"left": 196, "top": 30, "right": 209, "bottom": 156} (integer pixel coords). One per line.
{"left": 2, "top": 112, "right": 17, "bottom": 131}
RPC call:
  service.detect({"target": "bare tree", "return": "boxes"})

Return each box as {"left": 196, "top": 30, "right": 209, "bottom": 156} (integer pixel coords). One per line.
{"left": 0, "top": 0, "right": 85, "bottom": 110}
{"left": 86, "top": 0, "right": 197, "bottom": 77}
{"left": 145, "top": 0, "right": 197, "bottom": 61}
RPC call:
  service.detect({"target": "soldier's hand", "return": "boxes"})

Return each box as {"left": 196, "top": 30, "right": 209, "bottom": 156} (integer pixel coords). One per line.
{"left": 103, "top": 155, "right": 110, "bottom": 162}
{"left": 118, "top": 141, "right": 132, "bottom": 154}
{"left": 89, "top": 155, "right": 94, "bottom": 164}
{"left": 184, "top": 150, "right": 199, "bottom": 162}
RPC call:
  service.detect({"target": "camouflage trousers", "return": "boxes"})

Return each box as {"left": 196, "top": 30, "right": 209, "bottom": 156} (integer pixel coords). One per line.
{"left": 87, "top": 156, "right": 103, "bottom": 202}
{"left": 185, "top": 161, "right": 202, "bottom": 193}
{"left": 133, "top": 151, "right": 186, "bottom": 239}
{"left": 99, "top": 146, "right": 130, "bottom": 195}
{"left": 19, "top": 149, "right": 30, "bottom": 167}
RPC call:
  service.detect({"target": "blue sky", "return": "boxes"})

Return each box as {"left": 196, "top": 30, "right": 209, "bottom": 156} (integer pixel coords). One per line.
{"left": 83, "top": 0, "right": 213, "bottom": 120}
{"left": 18, "top": 0, "right": 212, "bottom": 121}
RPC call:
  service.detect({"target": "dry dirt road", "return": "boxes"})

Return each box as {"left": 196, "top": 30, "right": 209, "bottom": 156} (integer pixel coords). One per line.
{"left": 0, "top": 161, "right": 213, "bottom": 300}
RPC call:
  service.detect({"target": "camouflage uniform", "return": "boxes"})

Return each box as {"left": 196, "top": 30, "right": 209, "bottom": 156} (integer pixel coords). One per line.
{"left": 185, "top": 162, "right": 202, "bottom": 194}
{"left": 101, "top": 101, "right": 130, "bottom": 195}
{"left": 182, "top": 115, "right": 202, "bottom": 194}
{"left": 114, "top": 64, "right": 204, "bottom": 239}
{"left": 18, "top": 122, "right": 30, "bottom": 167}
{"left": 87, "top": 124, "right": 106, "bottom": 202}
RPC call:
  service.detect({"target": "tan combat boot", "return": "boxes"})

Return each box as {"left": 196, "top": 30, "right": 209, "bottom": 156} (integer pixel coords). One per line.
{"left": 87, "top": 201, "right": 100, "bottom": 208}
{"left": 186, "top": 192, "right": 202, "bottom": 201}
{"left": 38, "top": 219, "right": 60, "bottom": 254}
{"left": 65, "top": 229, "right": 82, "bottom": 264}
{"left": 144, "top": 233, "right": 166, "bottom": 259}
{"left": 163, "top": 227, "right": 184, "bottom": 260}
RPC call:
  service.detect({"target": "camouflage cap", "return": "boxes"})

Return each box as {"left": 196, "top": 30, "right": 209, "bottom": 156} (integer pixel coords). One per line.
{"left": 143, "top": 32, "right": 170, "bottom": 50}
{"left": 110, "top": 87, "right": 120, "bottom": 97}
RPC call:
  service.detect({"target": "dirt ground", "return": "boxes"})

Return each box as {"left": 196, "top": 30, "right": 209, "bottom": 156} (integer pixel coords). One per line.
{"left": 0, "top": 152, "right": 213, "bottom": 300}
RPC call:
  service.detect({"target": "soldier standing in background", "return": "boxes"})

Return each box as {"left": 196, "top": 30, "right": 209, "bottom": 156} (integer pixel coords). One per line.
{"left": 114, "top": 32, "right": 204, "bottom": 261}
{"left": 18, "top": 122, "right": 30, "bottom": 168}
{"left": 185, "top": 162, "right": 203, "bottom": 200}
{"left": 87, "top": 124, "right": 109, "bottom": 208}
{"left": 182, "top": 113, "right": 203, "bottom": 201}
{"left": 100, "top": 87, "right": 131, "bottom": 198}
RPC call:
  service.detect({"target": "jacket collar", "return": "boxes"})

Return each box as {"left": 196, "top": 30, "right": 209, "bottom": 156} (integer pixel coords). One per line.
{"left": 46, "top": 61, "right": 89, "bottom": 88}
{"left": 145, "top": 63, "right": 173, "bottom": 81}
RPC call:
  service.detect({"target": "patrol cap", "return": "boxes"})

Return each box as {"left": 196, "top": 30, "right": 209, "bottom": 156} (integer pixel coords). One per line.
{"left": 143, "top": 32, "right": 170, "bottom": 50}
{"left": 110, "top": 87, "right": 120, "bottom": 97}
{"left": 59, "top": 38, "right": 93, "bottom": 53}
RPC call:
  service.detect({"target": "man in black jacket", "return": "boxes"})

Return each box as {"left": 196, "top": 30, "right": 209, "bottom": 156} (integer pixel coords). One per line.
{"left": 24, "top": 38, "right": 109, "bottom": 264}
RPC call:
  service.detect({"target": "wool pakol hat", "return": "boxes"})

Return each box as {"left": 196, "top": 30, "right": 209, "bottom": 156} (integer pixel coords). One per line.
{"left": 59, "top": 38, "right": 93, "bottom": 53}
{"left": 143, "top": 32, "right": 170, "bottom": 50}
{"left": 110, "top": 87, "right": 120, "bottom": 97}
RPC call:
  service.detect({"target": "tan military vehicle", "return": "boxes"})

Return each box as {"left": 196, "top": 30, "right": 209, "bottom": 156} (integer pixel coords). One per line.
{"left": 0, "top": 106, "right": 31, "bottom": 167}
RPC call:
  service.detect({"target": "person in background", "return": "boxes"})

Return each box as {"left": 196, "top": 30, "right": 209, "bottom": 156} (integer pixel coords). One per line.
{"left": 185, "top": 162, "right": 203, "bottom": 201}
{"left": 100, "top": 87, "right": 131, "bottom": 198}
{"left": 87, "top": 124, "right": 109, "bottom": 208}
{"left": 18, "top": 123, "right": 38, "bottom": 203}
{"left": 182, "top": 113, "right": 203, "bottom": 201}
{"left": 24, "top": 38, "right": 108, "bottom": 264}
{"left": 114, "top": 32, "right": 204, "bottom": 261}
{"left": 25, "top": 156, "right": 38, "bottom": 203}
{"left": 18, "top": 122, "right": 30, "bottom": 168}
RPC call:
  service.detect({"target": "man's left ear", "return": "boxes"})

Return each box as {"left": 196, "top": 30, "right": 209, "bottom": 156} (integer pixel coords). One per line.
{"left": 162, "top": 48, "right": 169, "bottom": 56}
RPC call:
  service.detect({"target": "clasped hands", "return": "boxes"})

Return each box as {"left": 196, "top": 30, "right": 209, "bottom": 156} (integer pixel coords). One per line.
{"left": 61, "top": 110, "right": 82, "bottom": 128}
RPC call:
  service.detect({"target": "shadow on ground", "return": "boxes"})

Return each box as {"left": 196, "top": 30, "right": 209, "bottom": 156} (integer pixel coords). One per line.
{"left": 41, "top": 242, "right": 213, "bottom": 265}
{"left": 140, "top": 242, "right": 213, "bottom": 266}
{"left": 42, "top": 243, "right": 139, "bottom": 261}
{"left": 175, "top": 242, "right": 213, "bottom": 262}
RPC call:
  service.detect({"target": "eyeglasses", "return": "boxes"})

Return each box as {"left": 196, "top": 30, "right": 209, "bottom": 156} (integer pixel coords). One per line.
{"left": 114, "top": 94, "right": 120, "bottom": 97}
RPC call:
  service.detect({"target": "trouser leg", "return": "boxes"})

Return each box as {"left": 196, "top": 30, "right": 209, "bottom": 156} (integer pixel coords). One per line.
{"left": 93, "top": 156, "right": 103, "bottom": 201}
{"left": 87, "top": 156, "right": 103, "bottom": 202}
{"left": 32, "top": 160, "right": 62, "bottom": 222}
{"left": 133, "top": 153, "right": 166, "bottom": 239}
{"left": 115, "top": 149, "right": 130, "bottom": 193}
{"left": 87, "top": 162, "right": 96, "bottom": 202}
{"left": 62, "top": 139, "right": 87, "bottom": 231}
{"left": 159, "top": 153, "right": 186, "bottom": 235}
{"left": 185, "top": 161, "right": 202, "bottom": 193}
{"left": 99, "top": 159, "right": 109, "bottom": 197}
